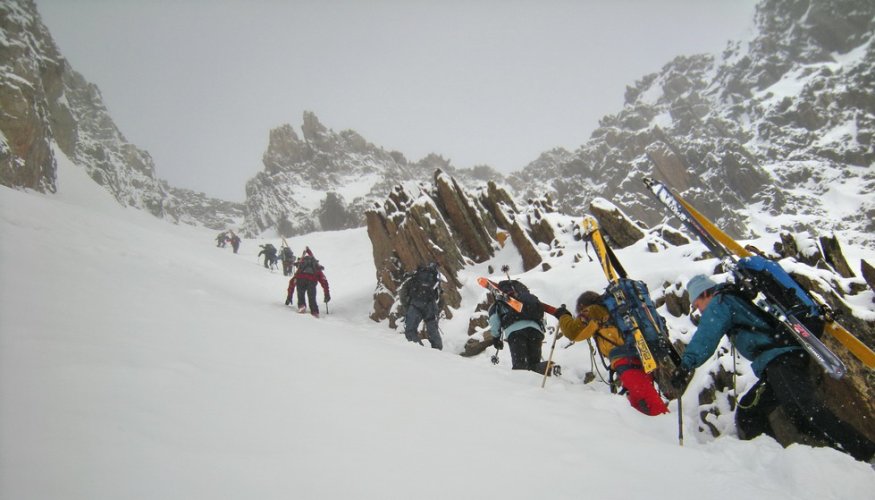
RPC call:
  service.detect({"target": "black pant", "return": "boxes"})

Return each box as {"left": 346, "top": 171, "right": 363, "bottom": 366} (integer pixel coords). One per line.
{"left": 506, "top": 327, "right": 544, "bottom": 372}
{"left": 296, "top": 279, "right": 319, "bottom": 314}
{"left": 404, "top": 300, "right": 442, "bottom": 350}
{"left": 736, "top": 352, "right": 875, "bottom": 462}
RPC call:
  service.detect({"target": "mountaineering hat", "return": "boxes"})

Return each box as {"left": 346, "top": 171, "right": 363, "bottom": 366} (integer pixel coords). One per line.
{"left": 686, "top": 274, "right": 718, "bottom": 302}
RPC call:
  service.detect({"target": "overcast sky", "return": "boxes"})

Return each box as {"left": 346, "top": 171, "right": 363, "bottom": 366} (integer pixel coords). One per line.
{"left": 35, "top": 0, "right": 759, "bottom": 202}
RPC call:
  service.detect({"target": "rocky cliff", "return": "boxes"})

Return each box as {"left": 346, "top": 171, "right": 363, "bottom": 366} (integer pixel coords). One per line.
{"left": 365, "top": 170, "right": 546, "bottom": 328}
{"left": 241, "top": 112, "right": 504, "bottom": 237}
{"left": 510, "top": 0, "right": 875, "bottom": 249}
{"left": 0, "top": 0, "right": 243, "bottom": 228}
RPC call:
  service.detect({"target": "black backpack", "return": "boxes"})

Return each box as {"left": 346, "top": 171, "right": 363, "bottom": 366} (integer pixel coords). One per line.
{"left": 495, "top": 280, "right": 544, "bottom": 326}
{"left": 408, "top": 265, "right": 440, "bottom": 302}
{"left": 298, "top": 255, "right": 319, "bottom": 274}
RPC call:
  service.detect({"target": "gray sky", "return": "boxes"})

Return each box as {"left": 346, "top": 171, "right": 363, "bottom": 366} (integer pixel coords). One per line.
{"left": 35, "top": 0, "right": 759, "bottom": 202}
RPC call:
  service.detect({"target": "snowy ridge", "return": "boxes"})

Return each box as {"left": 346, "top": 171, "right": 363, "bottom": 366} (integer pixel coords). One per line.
{"left": 2, "top": 156, "right": 874, "bottom": 498}
{"left": 510, "top": 0, "right": 875, "bottom": 249}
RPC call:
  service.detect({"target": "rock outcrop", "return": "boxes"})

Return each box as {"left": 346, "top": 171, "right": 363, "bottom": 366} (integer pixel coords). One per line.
{"left": 366, "top": 171, "right": 549, "bottom": 328}
{"left": 242, "top": 112, "right": 506, "bottom": 237}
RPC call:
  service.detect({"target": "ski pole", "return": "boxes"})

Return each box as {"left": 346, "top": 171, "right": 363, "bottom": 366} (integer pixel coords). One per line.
{"left": 677, "top": 396, "right": 684, "bottom": 446}
{"left": 541, "top": 333, "right": 559, "bottom": 388}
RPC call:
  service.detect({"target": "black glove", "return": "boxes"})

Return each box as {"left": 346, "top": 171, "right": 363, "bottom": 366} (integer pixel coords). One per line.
{"left": 285, "top": 296, "right": 292, "bottom": 306}
{"left": 670, "top": 367, "right": 692, "bottom": 391}
{"left": 324, "top": 292, "right": 331, "bottom": 303}
{"left": 552, "top": 304, "right": 571, "bottom": 319}
{"left": 492, "top": 337, "right": 504, "bottom": 350}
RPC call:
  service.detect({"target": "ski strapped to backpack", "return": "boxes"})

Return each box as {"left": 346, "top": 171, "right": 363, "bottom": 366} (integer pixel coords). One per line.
{"left": 476, "top": 277, "right": 558, "bottom": 316}
{"left": 642, "top": 177, "right": 870, "bottom": 377}
{"left": 580, "top": 216, "right": 682, "bottom": 383}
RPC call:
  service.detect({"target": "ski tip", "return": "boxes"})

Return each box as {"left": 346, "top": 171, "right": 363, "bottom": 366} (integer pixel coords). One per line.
{"left": 476, "top": 277, "right": 490, "bottom": 287}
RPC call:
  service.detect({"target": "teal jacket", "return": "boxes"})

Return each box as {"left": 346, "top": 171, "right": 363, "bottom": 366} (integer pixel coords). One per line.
{"left": 680, "top": 292, "right": 799, "bottom": 377}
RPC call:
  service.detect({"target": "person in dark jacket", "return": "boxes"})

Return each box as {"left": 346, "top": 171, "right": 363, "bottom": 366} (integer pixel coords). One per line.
{"left": 285, "top": 248, "right": 330, "bottom": 317}
{"left": 399, "top": 263, "right": 444, "bottom": 350}
{"left": 674, "top": 274, "right": 875, "bottom": 462}
{"left": 258, "top": 244, "right": 278, "bottom": 269}
{"left": 281, "top": 246, "right": 296, "bottom": 276}
{"left": 487, "top": 280, "right": 546, "bottom": 373}
{"left": 228, "top": 232, "right": 240, "bottom": 254}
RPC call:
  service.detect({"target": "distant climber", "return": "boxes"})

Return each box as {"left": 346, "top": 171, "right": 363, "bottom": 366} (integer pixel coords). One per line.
{"left": 258, "top": 243, "right": 278, "bottom": 270}
{"left": 281, "top": 246, "right": 296, "bottom": 276}
{"left": 228, "top": 232, "right": 241, "bottom": 254}
{"left": 285, "top": 248, "right": 330, "bottom": 317}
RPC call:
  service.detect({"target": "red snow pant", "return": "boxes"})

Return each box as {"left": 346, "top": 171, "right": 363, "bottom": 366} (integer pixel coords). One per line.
{"left": 614, "top": 357, "right": 669, "bottom": 416}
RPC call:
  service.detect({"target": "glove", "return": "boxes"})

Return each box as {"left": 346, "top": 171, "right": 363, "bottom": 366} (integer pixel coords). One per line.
{"left": 324, "top": 292, "right": 331, "bottom": 303}
{"left": 552, "top": 304, "right": 571, "bottom": 319}
{"left": 670, "top": 367, "right": 692, "bottom": 391}
{"left": 285, "top": 295, "right": 292, "bottom": 306}
{"left": 492, "top": 337, "right": 504, "bottom": 350}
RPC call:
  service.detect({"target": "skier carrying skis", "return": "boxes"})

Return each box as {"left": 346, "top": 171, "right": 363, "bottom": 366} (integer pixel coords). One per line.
{"left": 487, "top": 280, "right": 547, "bottom": 373}
{"left": 399, "top": 262, "right": 444, "bottom": 350}
{"left": 554, "top": 291, "right": 668, "bottom": 416}
{"left": 673, "top": 275, "right": 875, "bottom": 462}
{"left": 285, "top": 248, "right": 330, "bottom": 317}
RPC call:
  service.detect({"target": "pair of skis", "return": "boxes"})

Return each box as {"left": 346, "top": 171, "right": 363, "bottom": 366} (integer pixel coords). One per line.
{"left": 643, "top": 177, "right": 875, "bottom": 378}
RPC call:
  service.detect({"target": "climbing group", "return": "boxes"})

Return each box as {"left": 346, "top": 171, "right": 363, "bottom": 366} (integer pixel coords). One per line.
{"left": 467, "top": 180, "right": 875, "bottom": 464}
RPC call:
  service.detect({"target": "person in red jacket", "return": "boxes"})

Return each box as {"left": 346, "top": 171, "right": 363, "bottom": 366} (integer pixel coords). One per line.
{"left": 285, "top": 248, "right": 330, "bottom": 317}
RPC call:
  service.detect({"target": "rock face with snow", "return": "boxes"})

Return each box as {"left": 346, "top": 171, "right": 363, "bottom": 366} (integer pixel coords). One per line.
{"left": 510, "top": 0, "right": 875, "bottom": 249}
{"left": 365, "top": 171, "right": 547, "bottom": 329}
{"left": 240, "top": 112, "right": 504, "bottom": 237}
{"left": 0, "top": 0, "right": 243, "bottom": 228}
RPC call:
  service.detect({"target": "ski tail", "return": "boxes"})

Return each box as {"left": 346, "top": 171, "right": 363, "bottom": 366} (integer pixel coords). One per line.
{"left": 476, "top": 277, "right": 524, "bottom": 313}
{"left": 476, "top": 277, "right": 558, "bottom": 315}
{"left": 824, "top": 322, "right": 875, "bottom": 369}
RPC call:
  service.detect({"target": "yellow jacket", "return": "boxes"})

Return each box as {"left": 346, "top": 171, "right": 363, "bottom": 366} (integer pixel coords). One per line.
{"left": 557, "top": 304, "right": 625, "bottom": 361}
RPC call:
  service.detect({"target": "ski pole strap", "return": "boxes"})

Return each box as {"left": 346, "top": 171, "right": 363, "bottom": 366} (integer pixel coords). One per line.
{"left": 736, "top": 382, "right": 767, "bottom": 410}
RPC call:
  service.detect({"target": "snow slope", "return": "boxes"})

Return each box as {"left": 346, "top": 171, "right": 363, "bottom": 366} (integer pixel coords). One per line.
{"left": 1, "top": 156, "right": 873, "bottom": 499}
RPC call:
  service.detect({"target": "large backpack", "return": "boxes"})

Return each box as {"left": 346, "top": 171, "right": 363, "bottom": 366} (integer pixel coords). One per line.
{"left": 601, "top": 278, "right": 671, "bottom": 354}
{"left": 495, "top": 280, "right": 544, "bottom": 326}
{"left": 298, "top": 254, "right": 319, "bottom": 275}
{"left": 732, "top": 255, "right": 824, "bottom": 336}
{"left": 408, "top": 265, "right": 440, "bottom": 302}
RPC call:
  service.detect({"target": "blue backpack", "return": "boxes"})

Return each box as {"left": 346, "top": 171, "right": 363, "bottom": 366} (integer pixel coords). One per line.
{"left": 601, "top": 278, "right": 672, "bottom": 354}
{"left": 733, "top": 255, "right": 823, "bottom": 333}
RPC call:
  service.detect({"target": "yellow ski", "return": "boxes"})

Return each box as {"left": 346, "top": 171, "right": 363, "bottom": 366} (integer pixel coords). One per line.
{"left": 581, "top": 216, "right": 658, "bottom": 373}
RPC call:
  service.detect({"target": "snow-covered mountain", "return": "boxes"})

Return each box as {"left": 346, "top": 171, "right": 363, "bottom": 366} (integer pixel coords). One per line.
{"left": 0, "top": 0, "right": 244, "bottom": 229}
{"left": 510, "top": 0, "right": 875, "bottom": 249}
{"left": 241, "top": 111, "right": 503, "bottom": 237}
{"left": 3, "top": 152, "right": 875, "bottom": 500}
